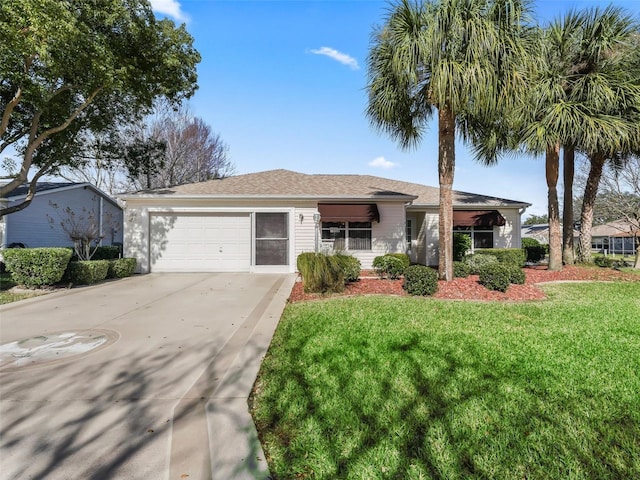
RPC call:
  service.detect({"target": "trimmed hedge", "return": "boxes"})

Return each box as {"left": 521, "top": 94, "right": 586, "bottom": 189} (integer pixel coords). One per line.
{"left": 508, "top": 266, "right": 526, "bottom": 285}
{"left": 403, "top": 265, "right": 438, "bottom": 296}
{"left": 335, "top": 254, "right": 361, "bottom": 283}
{"left": 453, "top": 261, "right": 471, "bottom": 278}
{"left": 107, "top": 258, "right": 137, "bottom": 278}
{"left": 2, "top": 248, "right": 72, "bottom": 287}
{"left": 478, "top": 263, "right": 511, "bottom": 292}
{"left": 372, "top": 254, "right": 406, "bottom": 279}
{"left": 453, "top": 233, "right": 472, "bottom": 262}
{"left": 66, "top": 260, "right": 110, "bottom": 285}
{"left": 463, "top": 254, "right": 498, "bottom": 274}
{"left": 478, "top": 263, "right": 526, "bottom": 291}
{"left": 386, "top": 253, "right": 410, "bottom": 269}
{"left": 475, "top": 248, "right": 526, "bottom": 267}
{"left": 297, "top": 252, "right": 344, "bottom": 294}
{"left": 91, "top": 246, "right": 121, "bottom": 260}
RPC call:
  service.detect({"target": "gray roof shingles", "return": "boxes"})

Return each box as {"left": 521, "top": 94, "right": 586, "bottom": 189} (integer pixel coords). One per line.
{"left": 126, "top": 169, "right": 530, "bottom": 208}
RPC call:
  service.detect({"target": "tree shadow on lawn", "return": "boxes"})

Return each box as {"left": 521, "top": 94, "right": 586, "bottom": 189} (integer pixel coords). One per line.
{"left": 254, "top": 333, "right": 638, "bottom": 479}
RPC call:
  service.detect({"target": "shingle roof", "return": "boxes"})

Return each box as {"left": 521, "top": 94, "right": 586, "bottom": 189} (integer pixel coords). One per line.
{"left": 123, "top": 169, "right": 530, "bottom": 207}
{"left": 3, "top": 182, "right": 79, "bottom": 198}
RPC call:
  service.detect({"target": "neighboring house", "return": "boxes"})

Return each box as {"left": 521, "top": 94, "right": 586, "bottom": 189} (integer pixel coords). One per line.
{"left": 590, "top": 220, "right": 639, "bottom": 255}
{"left": 119, "top": 169, "right": 530, "bottom": 274}
{"left": 521, "top": 224, "right": 581, "bottom": 245}
{"left": 1, "top": 183, "right": 123, "bottom": 249}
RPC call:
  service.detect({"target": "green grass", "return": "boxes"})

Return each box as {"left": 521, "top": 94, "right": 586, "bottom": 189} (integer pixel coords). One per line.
{"left": 252, "top": 282, "right": 640, "bottom": 479}
{"left": 0, "top": 272, "right": 47, "bottom": 304}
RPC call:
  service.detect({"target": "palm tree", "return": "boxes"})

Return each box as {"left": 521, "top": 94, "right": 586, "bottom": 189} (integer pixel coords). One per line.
{"left": 366, "top": 0, "right": 529, "bottom": 281}
{"left": 507, "top": 8, "right": 638, "bottom": 271}
{"left": 570, "top": 8, "right": 640, "bottom": 263}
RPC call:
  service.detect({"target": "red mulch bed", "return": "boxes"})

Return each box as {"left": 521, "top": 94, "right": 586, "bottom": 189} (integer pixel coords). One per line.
{"left": 288, "top": 265, "right": 639, "bottom": 303}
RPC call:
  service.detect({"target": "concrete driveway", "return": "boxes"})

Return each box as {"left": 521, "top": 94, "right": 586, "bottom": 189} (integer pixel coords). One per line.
{"left": 0, "top": 273, "right": 295, "bottom": 480}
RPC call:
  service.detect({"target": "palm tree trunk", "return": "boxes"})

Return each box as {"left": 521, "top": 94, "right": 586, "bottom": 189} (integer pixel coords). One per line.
{"left": 562, "top": 145, "right": 575, "bottom": 265}
{"left": 547, "top": 144, "right": 562, "bottom": 271}
{"left": 577, "top": 153, "right": 605, "bottom": 263}
{"left": 438, "top": 105, "right": 455, "bottom": 281}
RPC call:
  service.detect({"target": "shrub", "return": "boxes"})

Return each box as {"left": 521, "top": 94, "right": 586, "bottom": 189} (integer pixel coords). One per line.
{"left": 107, "top": 258, "right": 137, "bottom": 278}
{"left": 453, "top": 261, "right": 471, "bottom": 278}
{"left": 386, "top": 253, "right": 410, "bottom": 269}
{"left": 2, "top": 248, "right": 72, "bottom": 288}
{"left": 297, "top": 252, "right": 344, "bottom": 294}
{"left": 403, "top": 265, "right": 438, "bottom": 296}
{"left": 66, "top": 260, "right": 110, "bottom": 285}
{"left": 508, "top": 265, "right": 526, "bottom": 285}
{"left": 478, "top": 263, "right": 511, "bottom": 292}
{"left": 524, "top": 245, "right": 547, "bottom": 263}
{"left": 335, "top": 254, "right": 361, "bottom": 283}
{"left": 476, "top": 248, "right": 526, "bottom": 267}
{"left": 521, "top": 237, "right": 539, "bottom": 248}
{"left": 372, "top": 255, "right": 406, "bottom": 279}
{"left": 91, "top": 246, "right": 121, "bottom": 260}
{"left": 594, "top": 256, "right": 614, "bottom": 268}
{"left": 463, "top": 254, "right": 498, "bottom": 274}
{"left": 453, "top": 233, "right": 472, "bottom": 261}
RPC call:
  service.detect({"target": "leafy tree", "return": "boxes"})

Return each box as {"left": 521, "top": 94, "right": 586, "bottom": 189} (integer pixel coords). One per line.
{"left": 523, "top": 214, "right": 549, "bottom": 225}
{"left": 0, "top": 0, "right": 200, "bottom": 215}
{"left": 366, "top": 0, "right": 529, "bottom": 281}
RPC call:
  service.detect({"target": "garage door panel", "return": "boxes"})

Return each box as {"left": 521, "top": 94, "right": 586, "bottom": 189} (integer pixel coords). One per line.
{"left": 150, "top": 213, "right": 251, "bottom": 272}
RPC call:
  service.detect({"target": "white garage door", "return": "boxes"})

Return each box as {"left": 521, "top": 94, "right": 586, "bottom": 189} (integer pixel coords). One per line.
{"left": 150, "top": 213, "right": 251, "bottom": 272}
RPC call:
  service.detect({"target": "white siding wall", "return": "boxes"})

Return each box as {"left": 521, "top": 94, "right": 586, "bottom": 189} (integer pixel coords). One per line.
{"left": 423, "top": 210, "right": 440, "bottom": 266}
{"left": 6, "top": 188, "right": 122, "bottom": 248}
{"left": 350, "top": 203, "right": 406, "bottom": 270}
{"left": 494, "top": 208, "right": 522, "bottom": 248}
{"left": 293, "top": 207, "right": 319, "bottom": 260}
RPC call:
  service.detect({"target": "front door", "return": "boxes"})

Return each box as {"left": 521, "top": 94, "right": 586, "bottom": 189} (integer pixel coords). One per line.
{"left": 406, "top": 215, "right": 417, "bottom": 264}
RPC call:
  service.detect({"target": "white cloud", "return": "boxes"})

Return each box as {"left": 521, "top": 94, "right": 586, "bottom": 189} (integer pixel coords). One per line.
{"left": 368, "top": 156, "right": 397, "bottom": 169}
{"left": 310, "top": 47, "right": 360, "bottom": 70}
{"left": 149, "top": 0, "right": 189, "bottom": 22}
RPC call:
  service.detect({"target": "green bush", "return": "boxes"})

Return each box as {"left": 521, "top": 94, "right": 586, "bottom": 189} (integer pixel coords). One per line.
{"left": 521, "top": 237, "right": 540, "bottom": 248}
{"left": 478, "top": 263, "right": 511, "bottom": 292}
{"left": 463, "top": 254, "right": 498, "bottom": 274}
{"left": 107, "top": 258, "right": 137, "bottom": 278}
{"left": 386, "top": 253, "right": 410, "bottom": 269}
{"left": 476, "top": 248, "right": 526, "bottom": 267}
{"left": 372, "top": 255, "right": 406, "bottom": 279}
{"left": 524, "top": 245, "right": 547, "bottom": 263}
{"left": 594, "top": 256, "right": 614, "bottom": 268}
{"left": 297, "top": 252, "right": 344, "bottom": 294}
{"left": 453, "top": 261, "right": 471, "bottom": 278}
{"left": 91, "top": 246, "right": 121, "bottom": 260}
{"left": 335, "top": 254, "right": 361, "bottom": 283}
{"left": 66, "top": 260, "right": 110, "bottom": 285}
{"left": 453, "top": 233, "right": 472, "bottom": 262}
{"left": 508, "top": 265, "right": 526, "bottom": 285}
{"left": 403, "top": 265, "right": 438, "bottom": 296}
{"left": 2, "top": 248, "right": 72, "bottom": 287}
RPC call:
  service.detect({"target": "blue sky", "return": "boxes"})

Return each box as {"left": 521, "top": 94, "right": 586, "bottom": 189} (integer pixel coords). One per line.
{"left": 10, "top": 0, "right": 638, "bottom": 217}
{"left": 147, "top": 0, "right": 640, "bottom": 218}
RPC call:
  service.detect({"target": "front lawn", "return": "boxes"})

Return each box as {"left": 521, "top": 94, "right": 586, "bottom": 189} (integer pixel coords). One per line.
{"left": 0, "top": 273, "right": 48, "bottom": 304}
{"left": 251, "top": 282, "right": 640, "bottom": 479}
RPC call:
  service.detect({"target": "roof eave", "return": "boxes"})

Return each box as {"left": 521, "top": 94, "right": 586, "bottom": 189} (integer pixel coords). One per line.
{"left": 118, "top": 193, "right": 418, "bottom": 202}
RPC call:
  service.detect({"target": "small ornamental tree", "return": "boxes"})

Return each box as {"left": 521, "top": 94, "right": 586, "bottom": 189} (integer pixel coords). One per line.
{"left": 47, "top": 199, "right": 115, "bottom": 260}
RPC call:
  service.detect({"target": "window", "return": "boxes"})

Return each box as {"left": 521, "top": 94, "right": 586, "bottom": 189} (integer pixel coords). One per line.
{"left": 322, "top": 221, "right": 372, "bottom": 251}
{"left": 255, "top": 213, "right": 288, "bottom": 265}
{"left": 453, "top": 226, "right": 494, "bottom": 250}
